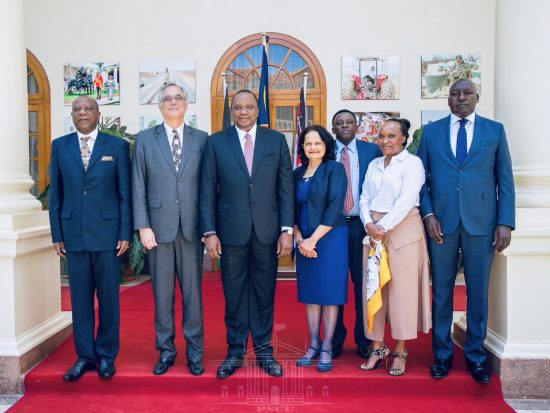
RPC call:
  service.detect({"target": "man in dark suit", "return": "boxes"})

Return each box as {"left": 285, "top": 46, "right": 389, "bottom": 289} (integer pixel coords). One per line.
{"left": 418, "top": 79, "right": 515, "bottom": 384}
{"left": 49, "top": 96, "right": 132, "bottom": 381}
{"left": 331, "top": 110, "right": 382, "bottom": 359}
{"left": 132, "top": 83, "right": 208, "bottom": 376}
{"left": 200, "top": 89, "right": 294, "bottom": 378}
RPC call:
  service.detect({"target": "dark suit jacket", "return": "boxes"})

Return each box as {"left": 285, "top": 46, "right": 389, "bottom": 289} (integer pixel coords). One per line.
{"left": 132, "top": 124, "right": 208, "bottom": 243}
{"left": 293, "top": 160, "right": 347, "bottom": 238}
{"left": 200, "top": 125, "right": 294, "bottom": 246}
{"left": 355, "top": 139, "right": 383, "bottom": 191}
{"left": 418, "top": 115, "right": 515, "bottom": 235}
{"left": 49, "top": 132, "right": 132, "bottom": 251}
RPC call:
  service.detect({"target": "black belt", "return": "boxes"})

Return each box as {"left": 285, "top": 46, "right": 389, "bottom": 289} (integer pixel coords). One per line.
{"left": 345, "top": 216, "right": 360, "bottom": 222}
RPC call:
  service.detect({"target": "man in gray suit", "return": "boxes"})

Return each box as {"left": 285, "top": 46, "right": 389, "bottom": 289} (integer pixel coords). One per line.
{"left": 132, "top": 83, "right": 208, "bottom": 376}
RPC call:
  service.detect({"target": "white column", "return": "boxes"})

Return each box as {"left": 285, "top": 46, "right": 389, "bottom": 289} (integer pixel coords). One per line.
{"left": 461, "top": 0, "right": 550, "bottom": 399}
{"left": 0, "top": 0, "right": 71, "bottom": 393}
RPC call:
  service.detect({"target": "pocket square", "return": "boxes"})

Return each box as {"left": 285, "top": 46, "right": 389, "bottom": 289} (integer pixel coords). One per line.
{"left": 101, "top": 156, "right": 114, "bottom": 161}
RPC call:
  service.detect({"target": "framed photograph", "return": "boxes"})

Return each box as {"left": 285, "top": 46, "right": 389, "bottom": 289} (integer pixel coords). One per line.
{"left": 421, "top": 53, "right": 481, "bottom": 98}
{"left": 421, "top": 110, "right": 450, "bottom": 125}
{"left": 139, "top": 115, "right": 197, "bottom": 131}
{"left": 342, "top": 56, "right": 400, "bottom": 100}
{"left": 139, "top": 61, "right": 196, "bottom": 104}
{"left": 64, "top": 62, "right": 120, "bottom": 105}
{"left": 354, "top": 112, "right": 400, "bottom": 142}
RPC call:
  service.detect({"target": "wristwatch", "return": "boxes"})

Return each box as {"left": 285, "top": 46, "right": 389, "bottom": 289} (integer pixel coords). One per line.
{"left": 281, "top": 228, "right": 293, "bottom": 235}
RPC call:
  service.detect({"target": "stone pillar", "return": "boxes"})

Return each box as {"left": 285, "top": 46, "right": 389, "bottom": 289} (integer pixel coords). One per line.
{"left": 454, "top": 0, "right": 550, "bottom": 399}
{"left": 0, "top": 0, "right": 71, "bottom": 394}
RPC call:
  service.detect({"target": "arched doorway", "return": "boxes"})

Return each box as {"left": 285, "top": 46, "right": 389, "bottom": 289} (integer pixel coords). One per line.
{"left": 27, "top": 50, "right": 51, "bottom": 200}
{"left": 211, "top": 32, "right": 326, "bottom": 146}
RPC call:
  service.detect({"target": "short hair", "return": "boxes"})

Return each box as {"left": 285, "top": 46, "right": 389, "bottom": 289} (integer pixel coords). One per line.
{"left": 232, "top": 89, "right": 259, "bottom": 106}
{"left": 384, "top": 118, "right": 411, "bottom": 148}
{"left": 158, "top": 82, "right": 188, "bottom": 107}
{"left": 331, "top": 109, "right": 357, "bottom": 126}
{"left": 298, "top": 125, "right": 337, "bottom": 166}
{"left": 72, "top": 95, "right": 99, "bottom": 112}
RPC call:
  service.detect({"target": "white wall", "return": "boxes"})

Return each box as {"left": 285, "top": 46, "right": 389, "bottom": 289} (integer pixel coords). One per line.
{"left": 24, "top": 0, "right": 496, "bottom": 138}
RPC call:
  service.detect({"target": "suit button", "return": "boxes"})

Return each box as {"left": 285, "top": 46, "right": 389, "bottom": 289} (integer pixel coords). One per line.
{"left": 83, "top": 190, "right": 87, "bottom": 195}
{"left": 249, "top": 183, "right": 253, "bottom": 188}
{"left": 175, "top": 200, "right": 179, "bottom": 204}
{"left": 456, "top": 188, "right": 459, "bottom": 191}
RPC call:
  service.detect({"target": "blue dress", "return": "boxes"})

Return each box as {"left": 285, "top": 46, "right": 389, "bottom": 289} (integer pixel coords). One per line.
{"left": 296, "top": 178, "right": 348, "bottom": 305}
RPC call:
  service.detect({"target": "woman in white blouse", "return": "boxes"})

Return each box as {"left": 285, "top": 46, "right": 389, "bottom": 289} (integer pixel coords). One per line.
{"left": 358, "top": 118, "right": 431, "bottom": 376}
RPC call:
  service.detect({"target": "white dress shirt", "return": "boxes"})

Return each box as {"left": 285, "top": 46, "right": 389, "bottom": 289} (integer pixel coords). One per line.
{"left": 235, "top": 124, "right": 258, "bottom": 151}
{"left": 450, "top": 112, "right": 475, "bottom": 156}
{"left": 77, "top": 127, "right": 98, "bottom": 153}
{"left": 163, "top": 122, "right": 184, "bottom": 156}
{"left": 359, "top": 149, "right": 425, "bottom": 231}
{"left": 335, "top": 139, "right": 360, "bottom": 217}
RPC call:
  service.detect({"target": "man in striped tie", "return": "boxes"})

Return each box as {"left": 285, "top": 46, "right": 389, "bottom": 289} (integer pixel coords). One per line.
{"left": 418, "top": 78, "right": 515, "bottom": 384}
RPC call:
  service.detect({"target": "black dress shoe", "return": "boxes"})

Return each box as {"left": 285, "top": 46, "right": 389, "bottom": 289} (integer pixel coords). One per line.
{"left": 331, "top": 345, "right": 343, "bottom": 358}
{"left": 430, "top": 358, "right": 453, "bottom": 379}
{"left": 217, "top": 356, "right": 243, "bottom": 379}
{"left": 98, "top": 360, "right": 116, "bottom": 379}
{"left": 188, "top": 360, "right": 205, "bottom": 376}
{"left": 153, "top": 357, "right": 175, "bottom": 375}
{"left": 466, "top": 361, "right": 491, "bottom": 384}
{"left": 63, "top": 360, "right": 96, "bottom": 381}
{"left": 357, "top": 344, "right": 372, "bottom": 359}
{"left": 257, "top": 357, "right": 283, "bottom": 377}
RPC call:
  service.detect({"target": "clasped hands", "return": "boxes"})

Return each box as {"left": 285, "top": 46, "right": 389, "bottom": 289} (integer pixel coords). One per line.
{"left": 365, "top": 222, "right": 386, "bottom": 247}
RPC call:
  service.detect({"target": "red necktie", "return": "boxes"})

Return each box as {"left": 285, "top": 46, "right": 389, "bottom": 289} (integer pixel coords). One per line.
{"left": 341, "top": 146, "right": 354, "bottom": 213}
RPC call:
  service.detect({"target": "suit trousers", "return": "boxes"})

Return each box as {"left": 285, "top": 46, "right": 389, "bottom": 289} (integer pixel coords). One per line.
{"left": 66, "top": 250, "right": 121, "bottom": 363}
{"left": 148, "top": 228, "right": 204, "bottom": 362}
{"left": 428, "top": 221, "right": 494, "bottom": 363}
{"left": 220, "top": 228, "right": 278, "bottom": 359}
{"left": 333, "top": 217, "right": 371, "bottom": 349}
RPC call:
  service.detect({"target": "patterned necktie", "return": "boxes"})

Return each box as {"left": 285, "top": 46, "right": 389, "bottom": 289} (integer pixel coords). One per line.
{"left": 456, "top": 118, "right": 468, "bottom": 166}
{"left": 244, "top": 133, "right": 254, "bottom": 175}
{"left": 172, "top": 129, "right": 182, "bottom": 172}
{"left": 341, "top": 146, "right": 354, "bottom": 213}
{"left": 80, "top": 136, "right": 91, "bottom": 171}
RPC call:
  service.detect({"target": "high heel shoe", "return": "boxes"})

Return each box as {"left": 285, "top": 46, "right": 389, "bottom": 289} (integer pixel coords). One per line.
{"left": 389, "top": 350, "right": 408, "bottom": 376}
{"left": 296, "top": 346, "right": 320, "bottom": 367}
{"left": 316, "top": 350, "right": 333, "bottom": 372}
{"left": 359, "top": 345, "right": 389, "bottom": 370}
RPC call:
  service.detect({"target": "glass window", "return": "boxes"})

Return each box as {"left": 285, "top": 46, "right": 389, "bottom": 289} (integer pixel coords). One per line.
{"left": 245, "top": 71, "right": 260, "bottom": 91}
{"left": 268, "top": 45, "right": 289, "bottom": 66}
{"left": 283, "top": 51, "right": 307, "bottom": 73}
{"left": 27, "top": 67, "right": 38, "bottom": 94}
{"left": 28, "top": 112, "right": 38, "bottom": 133}
{"left": 275, "top": 107, "right": 294, "bottom": 130}
{"left": 228, "top": 53, "right": 251, "bottom": 70}
{"left": 272, "top": 70, "right": 293, "bottom": 90}
{"left": 246, "top": 45, "right": 263, "bottom": 66}
{"left": 29, "top": 160, "right": 38, "bottom": 196}
{"left": 292, "top": 68, "right": 315, "bottom": 89}
{"left": 29, "top": 135, "right": 38, "bottom": 158}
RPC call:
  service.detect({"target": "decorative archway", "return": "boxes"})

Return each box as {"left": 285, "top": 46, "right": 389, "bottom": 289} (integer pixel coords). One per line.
{"left": 27, "top": 49, "right": 51, "bottom": 198}
{"left": 211, "top": 32, "right": 326, "bottom": 142}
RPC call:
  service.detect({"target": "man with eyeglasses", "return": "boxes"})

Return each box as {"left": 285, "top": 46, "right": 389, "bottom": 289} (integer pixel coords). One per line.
{"left": 132, "top": 83, "right": 208, "bottom": 376}
{"left": 49, "top": 96, "right": 132, "bottom": 381}
{"left": 200, "top": 89, "right": 294, "bottom": 379}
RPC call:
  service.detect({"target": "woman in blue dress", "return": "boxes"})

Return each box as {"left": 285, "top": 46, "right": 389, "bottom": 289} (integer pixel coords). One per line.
{"left": 293, "top": 125, "right": 349, "bottom": 372}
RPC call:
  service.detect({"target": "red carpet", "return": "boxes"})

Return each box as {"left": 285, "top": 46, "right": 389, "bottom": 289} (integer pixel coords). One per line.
{"left": 11, "top": 276, "right": 510, "bottom": 412}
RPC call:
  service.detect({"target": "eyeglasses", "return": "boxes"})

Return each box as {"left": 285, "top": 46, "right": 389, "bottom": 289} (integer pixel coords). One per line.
{"left": 162, "top": 94, "right": 186, "bottom": 104}
{"left": 232, "top": 105, "right": 257, "bottom": 113}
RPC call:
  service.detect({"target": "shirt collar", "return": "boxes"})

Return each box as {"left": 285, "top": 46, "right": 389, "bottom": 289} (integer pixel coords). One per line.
{"left": 450, "top": 112, "right": 476, "bottom": 126}
{"left": 235, "top": 124, "right": 257, "bottom": 141}
{"left": 336, "top": 138, "right": 357, "bottom": 154}
{"left": 163, "top": 122, "right": 184, "bottom": 138}
{"left": 76, "top": 127, "right": 98, "bottom": 141}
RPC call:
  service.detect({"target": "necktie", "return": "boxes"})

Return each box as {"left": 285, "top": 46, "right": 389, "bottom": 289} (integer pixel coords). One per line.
{"left": 341, "top": 146, "right": 354, "bottom": 214}
{"left": 456, "top": 118, "right": 468, "bottom": 166}
{"left": 172, "top": 129, "right": 182, "bottom": 172}
{"left": 80, "top": 136, "right": 91, "bottom": 171}
{"left": 244, "top": 133, "right": 254, "bottom": 175}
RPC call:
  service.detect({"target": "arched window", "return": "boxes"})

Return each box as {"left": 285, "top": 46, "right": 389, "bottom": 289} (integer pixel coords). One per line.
{"left": 27, "top": 50, "right": 51, "bottom": 199}
{"left": 211, "top": 32, "right": 326, "bottom": 148}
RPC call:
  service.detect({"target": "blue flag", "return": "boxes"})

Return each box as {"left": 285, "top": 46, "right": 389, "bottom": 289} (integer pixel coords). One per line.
{"left": 222, "top": 84, "right": 231, "bottom": 130}
{"left": 257, "top": 40, "right": 270, "bottom": 128}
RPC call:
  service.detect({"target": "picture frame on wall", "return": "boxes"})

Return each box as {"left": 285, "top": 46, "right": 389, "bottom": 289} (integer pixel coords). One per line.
{"left": 421, "top": 110, "right": 450, "bottom": 125}
{"left": 342, "top": 56, "right": 400, "bottom": 100}
{"left": 421, "top": 53, "right": 481, "bottom": 98}
{"left": 354, "top": 112, "right": 400, "bottom": 142}
{"left": 64, "top": 62, "right": 120, "bottom": 106}
{"left": 139, "top": 61, "right": 196, "bottom": 104}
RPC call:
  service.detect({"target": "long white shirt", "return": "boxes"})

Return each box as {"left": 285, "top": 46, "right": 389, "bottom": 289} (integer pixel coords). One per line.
{"left": 359, "top": 149, "right": 425, "bottom": 231}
